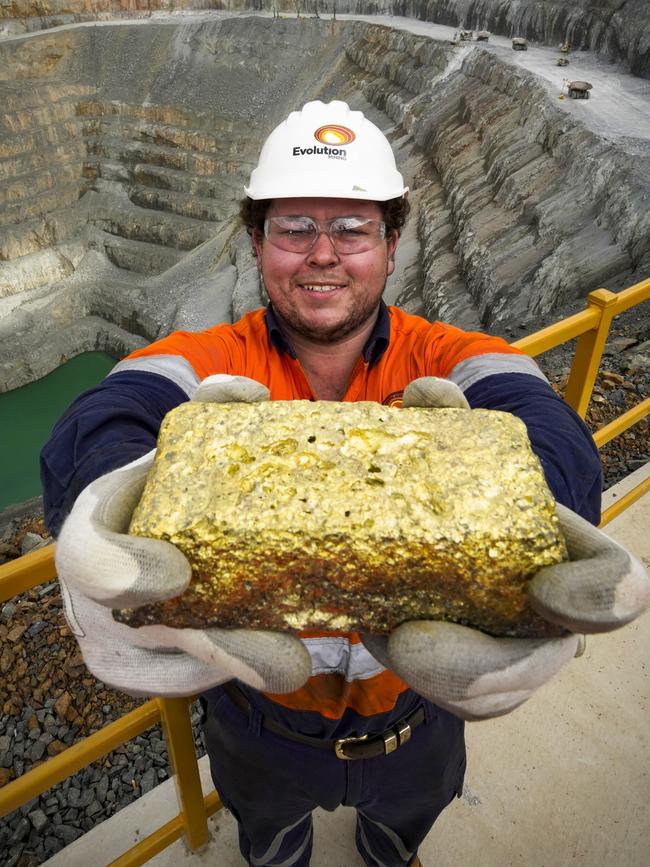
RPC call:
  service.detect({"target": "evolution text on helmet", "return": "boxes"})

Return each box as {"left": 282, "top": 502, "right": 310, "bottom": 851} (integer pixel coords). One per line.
{"left": 245, "top": 101, "right": 408, "bottom": 202}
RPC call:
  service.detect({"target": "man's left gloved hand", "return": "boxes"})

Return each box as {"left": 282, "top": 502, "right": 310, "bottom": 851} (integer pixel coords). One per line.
{"left": 55, "top": 374, "right": 312, "bottom": 697}
{"left": 362, "top": 377, "right": 650, "bottom": 721}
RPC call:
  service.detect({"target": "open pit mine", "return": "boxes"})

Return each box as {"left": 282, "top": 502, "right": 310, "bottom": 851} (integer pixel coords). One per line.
{"left": 1, "top": 3, "right": 649, "bottom": 392}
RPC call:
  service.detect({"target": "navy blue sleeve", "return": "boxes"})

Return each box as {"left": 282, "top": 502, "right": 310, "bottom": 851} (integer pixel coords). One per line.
{"left": 465, "top": 373, "right": 602, "bottom": 525}
{"left": 40, "top": 371, "right": 188, "bottom": 537}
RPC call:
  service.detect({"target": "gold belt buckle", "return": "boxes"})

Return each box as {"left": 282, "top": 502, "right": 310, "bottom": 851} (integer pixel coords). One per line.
{"left": 395, "top": 720, "right": 412, "bottom": 747}
{"left": 383, "top": 719, "right": 411, "bottom": 755}
{"left": 335, "top": 717, "right": 414, "bottom": 760}
{"left": 334, "top": 733, "right": 369, "bottom": 760}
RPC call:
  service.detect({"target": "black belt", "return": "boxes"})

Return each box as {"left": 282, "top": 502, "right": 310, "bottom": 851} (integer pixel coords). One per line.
{"left": 222, "top": 681, "right": 425, "bottom": 761}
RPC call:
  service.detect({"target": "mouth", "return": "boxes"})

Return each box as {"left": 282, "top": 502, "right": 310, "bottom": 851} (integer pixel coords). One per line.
{"left": 299, "top": 283, "right": 345, "bottom": 294}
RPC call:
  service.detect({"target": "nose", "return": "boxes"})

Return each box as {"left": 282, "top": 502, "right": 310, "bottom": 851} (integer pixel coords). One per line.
{"left": 306, "top": 229, "right": 340, "bottom": 266}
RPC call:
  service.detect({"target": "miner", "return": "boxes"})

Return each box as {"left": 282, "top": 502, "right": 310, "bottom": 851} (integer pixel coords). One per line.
{"left": 42, "top": 101, "right": 649, "bottom": 867}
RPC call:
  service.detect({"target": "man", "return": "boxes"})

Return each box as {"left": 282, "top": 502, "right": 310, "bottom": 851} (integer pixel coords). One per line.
{"left": 42, "top": 101, "right": 648, "bottom": 867}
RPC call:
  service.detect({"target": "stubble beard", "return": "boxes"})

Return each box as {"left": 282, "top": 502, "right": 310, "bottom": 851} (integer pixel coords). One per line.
{"left": 280, "top": 301, "right": 378, "bottom": 344}
{"left": 262, "top": 275, "right": 384, "bottom": 344}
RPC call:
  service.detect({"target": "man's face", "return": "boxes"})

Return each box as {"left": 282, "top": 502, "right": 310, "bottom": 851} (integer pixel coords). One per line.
{"left": 252, "top": 197, "right": 398, "bottom": 343}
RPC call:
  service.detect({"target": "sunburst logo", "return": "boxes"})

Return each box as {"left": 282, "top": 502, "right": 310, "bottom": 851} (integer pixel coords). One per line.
{"left": 314, "top": 124, "right": 356, "bottom": 146}
{"left": 382, "top": 391, "right": 404, "bottom": 408}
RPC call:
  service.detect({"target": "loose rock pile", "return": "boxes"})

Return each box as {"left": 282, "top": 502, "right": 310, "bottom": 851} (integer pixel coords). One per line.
{"left": 0, "top": 559, "right": 206, "bottom": 867}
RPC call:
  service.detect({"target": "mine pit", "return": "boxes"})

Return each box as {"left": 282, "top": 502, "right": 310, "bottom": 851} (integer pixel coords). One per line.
{"left": 0, "top": 13, "right": 649, "bottom": 395}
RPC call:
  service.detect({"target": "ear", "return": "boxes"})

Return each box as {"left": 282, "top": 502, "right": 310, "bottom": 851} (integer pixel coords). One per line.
{"left": 251, "top": 228, "right": 263, "bottom": 267}
{"left": 386, "top": 229, "right": 399, "bottom": 276}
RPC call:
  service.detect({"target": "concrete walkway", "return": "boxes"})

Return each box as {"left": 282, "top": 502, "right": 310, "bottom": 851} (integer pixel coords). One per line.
{"left": 44, "top": 463, "right": 650, "bottom": 867}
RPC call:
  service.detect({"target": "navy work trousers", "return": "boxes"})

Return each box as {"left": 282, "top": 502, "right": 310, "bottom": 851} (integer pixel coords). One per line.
{"left": 202, "top": 686, "right": 466, "bottom": 867}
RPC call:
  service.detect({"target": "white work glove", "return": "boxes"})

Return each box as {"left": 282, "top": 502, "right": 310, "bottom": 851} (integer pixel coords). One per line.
{"left": 402, "top": 375, "right": 470, "bottom": 410}
{"left": 55, "top": 375, "right": 312, "bottom": 697}
{"left": 361, "top": 377, "right": 650, "bottom": 721}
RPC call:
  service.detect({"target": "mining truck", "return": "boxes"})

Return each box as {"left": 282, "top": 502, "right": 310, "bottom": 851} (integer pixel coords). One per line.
{"left": 567, "top": 80, "right": 593, "bottom": 99}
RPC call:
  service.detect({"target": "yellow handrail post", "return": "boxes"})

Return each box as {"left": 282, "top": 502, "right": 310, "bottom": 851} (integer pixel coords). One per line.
{"left": 564, "top": 288, "right": 619, "bottom": 417}
{"left": 157, "top": 697, "right": 210, "bottom": 851}
{"left": 0, "top": 545, "right": 56, "bottom": 602}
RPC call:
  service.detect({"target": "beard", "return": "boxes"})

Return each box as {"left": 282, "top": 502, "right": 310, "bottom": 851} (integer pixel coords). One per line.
{"left": 262, "top": 275, "right": 385, "bottom": 344}
{"left": 278, "top": 302, "right": 379, "bottom": 343}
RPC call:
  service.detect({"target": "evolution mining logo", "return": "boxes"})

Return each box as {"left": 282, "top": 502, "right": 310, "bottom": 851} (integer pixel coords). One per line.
{"left": 292, "top": 124, "right": 356, "bottom": 160}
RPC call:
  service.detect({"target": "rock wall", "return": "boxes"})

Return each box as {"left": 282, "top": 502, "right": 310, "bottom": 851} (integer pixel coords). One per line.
{"left": 1, "top": 1, "right": 649, "bottom": 78}
{"left": 332, "top": 24, "right": 650, "bottom": 323}
{"left": 390, "top": 0, "right": 650, "bottom": 78}
{"left": 0, "top": 18, "right": 352, "bottom": 389}
{"left": 1, "top": 17, "right": 649, "bottom": 390}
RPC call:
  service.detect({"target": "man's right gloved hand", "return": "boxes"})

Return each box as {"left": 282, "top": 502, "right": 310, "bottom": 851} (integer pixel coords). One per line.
{"left": 55, "top": 375, "right": 312, "bottom": 698}
{"left": 362, "top": 376, "right": 650, "bottom": 720}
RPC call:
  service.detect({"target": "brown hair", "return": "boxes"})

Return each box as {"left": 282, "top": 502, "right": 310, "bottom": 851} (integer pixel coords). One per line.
{"left": 239, "top": 195, "right": 410, "bottom": 236}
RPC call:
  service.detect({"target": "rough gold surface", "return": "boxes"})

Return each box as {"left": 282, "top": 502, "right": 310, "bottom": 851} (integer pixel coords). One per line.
{"left": 118, "top": 401, "right": 568, "bottom": 637}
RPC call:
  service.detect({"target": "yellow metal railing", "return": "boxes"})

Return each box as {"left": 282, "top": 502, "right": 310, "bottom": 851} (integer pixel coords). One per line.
{"left": 0, "top": 546, "right": 223, "bottom": 863}
{"left": 513, "top": 277, "right": 650, "bottom": 526}
{"left": 0, "top": 277, "right": 648, "bottom": 862}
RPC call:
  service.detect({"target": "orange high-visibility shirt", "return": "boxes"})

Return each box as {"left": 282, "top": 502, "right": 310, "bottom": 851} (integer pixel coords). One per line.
{"left": 122, "top": 305, "right": 533, "bottom": 720}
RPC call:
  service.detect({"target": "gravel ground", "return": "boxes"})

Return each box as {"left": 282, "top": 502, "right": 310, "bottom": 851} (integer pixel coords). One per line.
{"left": 0, "top": 563, "right": 206, "bottom": 867}
{"left": 0, "top": 303, "right": 647, "bottom": 867}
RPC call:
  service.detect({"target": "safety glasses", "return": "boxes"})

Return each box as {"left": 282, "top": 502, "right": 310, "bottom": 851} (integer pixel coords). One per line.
{"left": 263, "top": 216, "right": 387, "bottom": 255}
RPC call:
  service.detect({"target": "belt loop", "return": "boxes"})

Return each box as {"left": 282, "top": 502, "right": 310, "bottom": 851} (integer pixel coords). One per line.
{"left": 422, "top": 700, "right": 433, "bottom": 726}
{"left": 247, "top": 703, "right": 263, "bottom": 737}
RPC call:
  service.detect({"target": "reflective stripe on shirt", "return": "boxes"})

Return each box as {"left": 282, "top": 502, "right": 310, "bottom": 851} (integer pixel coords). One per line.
{"left": 303, "top": 635, "right": 386, "bottom": 682}
{"left": 109, "top": 354, "right": 201, "bottom": 398}
{"left": 448, "top": 352, "right": 547, "bottom": 392}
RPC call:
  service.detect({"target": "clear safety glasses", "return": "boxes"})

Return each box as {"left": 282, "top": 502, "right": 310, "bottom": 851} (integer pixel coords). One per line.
{"left": 263, "top": 216, "right": 387, "bottom": 255}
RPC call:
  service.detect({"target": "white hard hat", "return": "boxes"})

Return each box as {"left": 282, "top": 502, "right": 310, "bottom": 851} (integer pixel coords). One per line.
{"left": 245, "top": 100, "right": 408, "bottom": 201}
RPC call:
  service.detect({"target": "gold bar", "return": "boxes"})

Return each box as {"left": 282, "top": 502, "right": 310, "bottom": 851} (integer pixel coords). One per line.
{"left": 121, "top": 400, "right": 567, "bottom": 638}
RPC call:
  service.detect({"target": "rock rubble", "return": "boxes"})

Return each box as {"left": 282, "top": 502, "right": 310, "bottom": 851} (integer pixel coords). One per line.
{"left": 0, "top": 562, "right": 206, "bottom": 866}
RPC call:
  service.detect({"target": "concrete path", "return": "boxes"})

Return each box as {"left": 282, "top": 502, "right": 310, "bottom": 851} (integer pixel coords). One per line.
{"left": 44, "top": 462, "right": 650, "bottom": 867}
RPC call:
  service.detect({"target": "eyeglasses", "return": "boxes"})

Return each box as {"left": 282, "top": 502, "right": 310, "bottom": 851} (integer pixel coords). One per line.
{"left": 263, "top": 216, "right": 387, "bottom": 255}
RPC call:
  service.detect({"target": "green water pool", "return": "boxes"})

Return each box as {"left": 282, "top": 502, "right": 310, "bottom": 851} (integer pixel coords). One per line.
{"left": 0, "top": 353, "right": 117, "bottom": 513}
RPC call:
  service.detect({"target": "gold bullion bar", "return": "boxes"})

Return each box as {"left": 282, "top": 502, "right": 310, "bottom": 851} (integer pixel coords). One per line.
{"left": 117, "top": 400, "right": 568, "bottom": 637}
